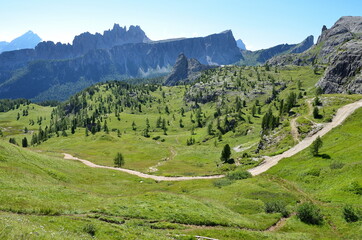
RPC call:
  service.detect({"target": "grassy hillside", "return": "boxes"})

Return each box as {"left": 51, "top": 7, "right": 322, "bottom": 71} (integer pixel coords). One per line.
{"left": 0, "top": 108, "right": 361, "bottom": 239}
{"left": 0, "top": 65, "right": 361, "bottom": 239}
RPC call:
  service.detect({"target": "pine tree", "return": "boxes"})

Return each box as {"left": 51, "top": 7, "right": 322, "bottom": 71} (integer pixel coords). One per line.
{"left": 22, "top": 137, "right": 28, "bottom": 147}
{"left": 220, "top": 144, "right": 231, "bottom": 163}
{"left": 313, "top": 107, "right": 320, "bottom": 119}
{"left": 31, "top": 133, "right": 38, "bottom": 145}
{"left": 179, "top": 119, "right": 184, "bottom": 128}
{"left": 114, "top": 152, "right": 125, "bottom": 167}
{"left": 207, "top": 123, "right": 214, "bottom": 135}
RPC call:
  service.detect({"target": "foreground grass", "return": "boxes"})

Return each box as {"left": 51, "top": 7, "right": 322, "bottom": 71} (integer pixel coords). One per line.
{"left": 0, "top": 108, "right": 361, "bottom": 239}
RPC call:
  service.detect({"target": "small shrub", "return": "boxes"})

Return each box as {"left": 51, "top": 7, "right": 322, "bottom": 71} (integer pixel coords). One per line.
{"left": 226, "top": 170, "right": 252, "bottom": 180}
{"left": 213, "top": 178, "right": 233, "bottom": 188}
{"left": 219, "top": 164, "right": 237, "bottom": 172}
{"left": 343, "top": 205, "right": 359, "bottom": 222}
{"left": 152, "top": 136, "right": 161, "bottom": 140}
{"left": 330, "top": 161, "right": 344, "bottom": 170}
{"left": 83, "top": 223, "right": 96, "bottom": 237}
{"left": 38, "top": 208, "right": 60, "bottom": 216}
{"left": 303, "top": 168, "right": 321, "bottom": 177}
{"left": 347, "top": 181, "right": 362, "bottom": 195}
{"left": 265, "top": 200, "right": 289, "bottom": 217}
{"left": 297, "top": 202, "right": 323, "bottom": 225}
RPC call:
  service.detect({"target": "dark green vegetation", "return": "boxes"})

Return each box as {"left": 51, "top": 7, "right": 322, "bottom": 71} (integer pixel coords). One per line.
{"left": 0, "top": 65, "right": 361, "bottom": 239}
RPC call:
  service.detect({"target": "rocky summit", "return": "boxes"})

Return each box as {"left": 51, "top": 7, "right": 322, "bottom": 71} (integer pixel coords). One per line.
{"left": 164, "top": 53, "right": 214, "bottom": 86}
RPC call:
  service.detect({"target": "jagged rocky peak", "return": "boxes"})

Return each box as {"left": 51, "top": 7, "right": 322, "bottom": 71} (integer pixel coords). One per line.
{"left": 165, "top": 53, "right": 213, "bottom": 86}
{"left": 72, "top": 24, "right": 150, "bottom": 54}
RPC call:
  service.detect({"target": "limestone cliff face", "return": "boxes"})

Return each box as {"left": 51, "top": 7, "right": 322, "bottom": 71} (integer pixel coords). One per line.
{"left": 0, "top": 26, "right": 242, "bottom": 100}
{"left": 317, "top": 40, "right": 362, "bottom": 93}
{"left": 316, "top": 17, "right": 362, "bottom": 93}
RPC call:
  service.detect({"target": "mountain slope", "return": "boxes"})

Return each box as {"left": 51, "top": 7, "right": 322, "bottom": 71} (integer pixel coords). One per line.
{"left": 0, "top": 31, "right": 41, "bottom": 53}
{"left": 239, "top": 35, "right": 313, "bottom": 65}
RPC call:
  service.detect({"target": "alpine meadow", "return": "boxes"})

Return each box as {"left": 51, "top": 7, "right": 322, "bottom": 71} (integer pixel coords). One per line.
{"left": 0, "top": 2, "right": 361, "bottom": 239}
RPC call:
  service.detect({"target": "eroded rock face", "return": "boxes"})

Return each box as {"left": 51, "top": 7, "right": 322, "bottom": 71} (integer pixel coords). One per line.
{"left": 317, "top": 16, "right": 362, "bottom": 64}
{"left": 164, "top": 53, "right": 213, "bottom": 86}
{"left": 315, "top": 17, "right": 362, "bottom": 93}
{"left": 317, "top": 40, "right": 362, "bottom": 93}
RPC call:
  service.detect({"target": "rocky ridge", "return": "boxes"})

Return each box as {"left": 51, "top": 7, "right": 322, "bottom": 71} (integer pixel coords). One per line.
{"left": 239, "top": 35, "right": 314, "bottom": 65}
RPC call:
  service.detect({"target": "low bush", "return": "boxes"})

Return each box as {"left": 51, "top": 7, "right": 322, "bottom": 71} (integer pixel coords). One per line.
{"left": 265, "top": 200, "right": 289, "bottom": 217}
{"left": 329, "top": 161, "right": 344, "bottom": 170}
{"left": 343, "top": 205, "right": 359, "bottom": 223}
{"left": 83, "top": 223, "right": 96, "bottom": 236}
{"left": 213, "top": 178, "right": 233, "bottom": 188}
{"left": 297, "top": 202, "right": 323, "bottom": 225}
{"left": 347, "top": 181, "right": 362, "bottom": 195}
{"left": 226, "top": 170, "right": 252, "bottom": 180}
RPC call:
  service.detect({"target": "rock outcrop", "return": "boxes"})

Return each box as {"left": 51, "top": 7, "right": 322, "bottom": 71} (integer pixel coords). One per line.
{"left": 317, "top": 40, "right": 362, "bottom": 93}
{"left": 0, "top": 26, "right": 242, "bottom": 100}
{"left": 165, "top": 53, "right": 213, "bottom": 86}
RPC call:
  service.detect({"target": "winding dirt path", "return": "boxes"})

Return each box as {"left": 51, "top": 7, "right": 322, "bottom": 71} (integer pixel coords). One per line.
{"left": 63, "top": 99, "right": 362, "bottom": 181}
{"left": 63, "top": 153, "right": 224, "bottom": 181}
{"left": 290, "top": 117, "right": 300, "bottom": 143}
{"left": 248, "top": 99, "right": 362, "bottom": 176}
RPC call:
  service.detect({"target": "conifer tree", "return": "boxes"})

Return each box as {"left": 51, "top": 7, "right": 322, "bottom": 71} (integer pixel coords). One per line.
{"left": 220, "top": 144, "right": 231, "bottom": 163}
{"left": 22, "top": 137, "right": 28, "bottom": 147}
{"left": 114, "top": 152, "right": 125, "bottom": 167}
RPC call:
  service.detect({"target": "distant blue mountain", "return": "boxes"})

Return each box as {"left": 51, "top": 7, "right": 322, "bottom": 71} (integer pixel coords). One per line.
{"left": 236, "top": 39, "right": 246, "bottom": 50}
{"left": 0, "top": 31, "right": 41, "bottom": 53}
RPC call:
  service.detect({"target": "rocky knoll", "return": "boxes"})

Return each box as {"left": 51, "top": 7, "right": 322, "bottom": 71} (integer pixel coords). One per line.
{"left": 268, "top": 16, "right": 362, "bottom": 94}
{"left": 165, "top": 53, "right": 214, "bottom": 86}
{"left": 0, "top": 26, "right": 242, "bottom": 100}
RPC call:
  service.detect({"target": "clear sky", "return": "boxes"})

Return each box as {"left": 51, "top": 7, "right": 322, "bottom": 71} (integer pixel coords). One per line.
{"left": 1, "top": 0, "right": 361, "bottom": 50}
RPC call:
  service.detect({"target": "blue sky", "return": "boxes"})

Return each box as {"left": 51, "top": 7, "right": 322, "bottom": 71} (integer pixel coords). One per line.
{"left": 1, "top": 0, "right": 361, "bottom": 50}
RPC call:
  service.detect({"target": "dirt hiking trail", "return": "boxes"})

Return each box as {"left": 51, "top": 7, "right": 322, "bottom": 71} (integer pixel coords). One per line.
{"left": 63, "top": 99, "right": 362, "bottom": 181}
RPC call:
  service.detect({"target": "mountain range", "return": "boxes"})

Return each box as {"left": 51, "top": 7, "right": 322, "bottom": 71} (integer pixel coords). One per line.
{"left": 0, "top": 31, "right": 41, "bottom": 53}
{"left": 0, "top": 25, "right": 242, "bottom": 101}
{"left": 239, "top": 35, "right": 314, "bottom": 65}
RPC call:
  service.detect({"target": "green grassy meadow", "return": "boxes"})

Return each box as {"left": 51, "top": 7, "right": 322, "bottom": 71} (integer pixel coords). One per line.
{"left": 0, "top": 65, "right": 361, "bottom": 239}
